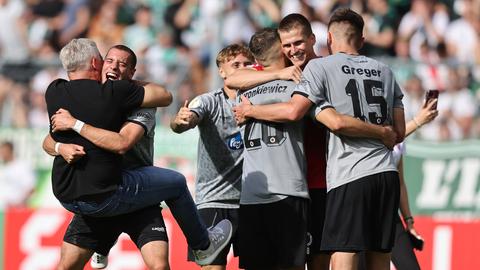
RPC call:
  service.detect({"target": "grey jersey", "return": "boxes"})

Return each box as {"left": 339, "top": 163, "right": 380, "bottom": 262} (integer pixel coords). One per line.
{"left": 240, "top": 80, "right": 308, "bottom": 204}
{"left": 296, "top": 53, "right": 404, "bottom": 191}
{"left": 188, "top": 89, "right": 243, "bottom": 209}
{"left": 122, "top": 107, "right": 156, "bottom": 169}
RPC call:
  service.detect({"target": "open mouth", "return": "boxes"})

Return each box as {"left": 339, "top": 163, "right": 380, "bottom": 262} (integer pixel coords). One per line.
{"left": 106, "top": 72, "right": 119, "bottom": 80}
{"left": 291, "top": 52, "right": 304, "bottom": 61}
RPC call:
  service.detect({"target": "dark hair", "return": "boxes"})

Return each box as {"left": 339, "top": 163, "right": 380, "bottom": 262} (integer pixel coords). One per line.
{"left": 328, "top": 8, "right": 364, "bottom": 38}
{"left": 248, "top": 28, "right": 281, "bottom": 65}
{"left": 216, "top": 44, "right": 254, "bottom": 67}
{"left": 108, "top": 45, "right": 137, "bottom": 68}
{"left": 278, "top": 13, "right": 313, "bottom": 37}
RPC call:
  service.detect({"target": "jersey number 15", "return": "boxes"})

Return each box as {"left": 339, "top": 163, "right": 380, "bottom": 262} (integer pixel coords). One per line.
{"left": 345, "top": 79, "right": 387, "bottom": 125}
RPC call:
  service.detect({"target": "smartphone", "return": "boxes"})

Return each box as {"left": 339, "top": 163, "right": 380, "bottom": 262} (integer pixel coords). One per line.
{"left": 425, "top": 89, "right": 439, "bottom": 109}
{"left": 407, "top": 231, "right": 425, "bottom": 251}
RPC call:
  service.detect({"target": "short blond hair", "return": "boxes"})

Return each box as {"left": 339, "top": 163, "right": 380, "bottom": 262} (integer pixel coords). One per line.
{"left": 216, "top": 44, "right": 254, "bottom": 67}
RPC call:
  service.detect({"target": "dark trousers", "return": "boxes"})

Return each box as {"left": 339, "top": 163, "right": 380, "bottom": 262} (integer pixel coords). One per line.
{"left": 358, "top": 215, "right": 420, "bottom": 270}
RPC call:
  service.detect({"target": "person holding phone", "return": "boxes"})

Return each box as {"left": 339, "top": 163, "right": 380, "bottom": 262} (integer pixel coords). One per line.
{"left": 358, "top": 97, "right": 438, "bottom": 270}
{"left": 419, "top": 67, "right": 477, "bottom": 141}
{"left": 424, "top": 89, "right": 439, "bottom": 110}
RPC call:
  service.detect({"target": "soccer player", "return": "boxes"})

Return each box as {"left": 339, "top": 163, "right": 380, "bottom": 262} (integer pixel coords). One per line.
{"left": 227, "top": 13, "right": 384, "bottom": 270}
{"left": 44, "top": 40, "right": 232, "bottom": 267}
{"left": 236, "top": 27, "right": 310, "bottom": 270}
{"left": 170, "top": 43, "right": 254, "bottom": 270}
{"left": 234, "top": 8, "right": 405, "bottom": 270}
{"left": 358, "top": 99, "right": 438, "bottom": 270}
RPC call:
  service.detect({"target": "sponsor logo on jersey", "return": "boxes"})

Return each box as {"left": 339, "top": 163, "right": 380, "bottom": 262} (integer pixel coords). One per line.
{"left": 152, "top": 226, "right": 166, "bottom": 232}
{"left": 135, "top": 111, "right": 153, "bottom": 120}
{"left": 226, "top": 132, "right": 244, "bottom": 150}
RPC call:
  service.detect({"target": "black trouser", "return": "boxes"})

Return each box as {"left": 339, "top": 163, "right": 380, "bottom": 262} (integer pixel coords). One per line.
{"left": 358, "top": 215, "right": 420, "bottom": 270}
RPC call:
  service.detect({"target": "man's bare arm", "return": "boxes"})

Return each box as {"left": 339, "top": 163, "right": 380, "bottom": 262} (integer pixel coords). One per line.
{"left": 170, "top": 100, "right": 200, "bottom": 133}
{"left": 393, "top": 107, "right": 406, "bottom": 143}
{"left": 43, "top": 134, "right": 59, "bottom": 156}
{"left": 315, "top": 108, "right": 397, "bottom": 149}
{"left": 225, "top": 66, "right": 302, "bottom": 90}
{"left": 233, "top": 94, "right": 396, "bottom": 148}
{"left": 42, "top": 134, "right": 86, "bottom": 163}
{"left": 51, "top": 109, "right": 145, "bottom": 154}
{"left": 234, "top": 94, "right": 312, "bottom": 123}
{"left": 139, "top": 81, "right": 173, "bottom": 107}
{"left": 405, "top": 99, "right": 438, "bottom": 137}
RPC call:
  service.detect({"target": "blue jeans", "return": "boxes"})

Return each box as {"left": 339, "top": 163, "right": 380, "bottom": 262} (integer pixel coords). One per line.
{"left": 61, "top": 166, "right": 209, "bottom": 250}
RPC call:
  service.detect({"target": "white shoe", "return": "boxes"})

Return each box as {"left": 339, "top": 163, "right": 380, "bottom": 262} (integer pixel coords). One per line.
{"left": 91, "top": 252, "right": 108, "bottom": 269}
{"left": 192, "top": 219, "right": 233, "bottom": 266}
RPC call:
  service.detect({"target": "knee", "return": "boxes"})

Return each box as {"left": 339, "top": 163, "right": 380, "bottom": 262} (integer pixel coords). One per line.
{"left": 146, "top": 260, "right": 170, "bottom": 270}
{"left": 172, "top": 171, "right": 187, "bottom": 187}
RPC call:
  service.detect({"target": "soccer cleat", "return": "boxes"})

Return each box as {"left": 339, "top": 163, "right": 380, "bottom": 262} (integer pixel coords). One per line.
{"left": 192, "top": 219, "right": 233, "bottom": 266}
{"left": 90, "top": 252, "right": 108, "bottom": 269}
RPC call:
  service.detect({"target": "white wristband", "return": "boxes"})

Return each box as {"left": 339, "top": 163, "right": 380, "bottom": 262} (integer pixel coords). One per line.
{"left": 72, "top": 120, "right": 85, "bottom": 133}
{"left": 54, "top": 142, "right": 62, "bottom": 154}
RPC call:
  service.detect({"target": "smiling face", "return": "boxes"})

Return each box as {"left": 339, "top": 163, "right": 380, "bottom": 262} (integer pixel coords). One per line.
{"left": 101, "top": 47, "right": 136, "bottom": 82}
{"left": 219, "top": 54, "right": 253, "bottom": 79}
{"left": 279, "top": 26, "right": 316, "bottom": 68}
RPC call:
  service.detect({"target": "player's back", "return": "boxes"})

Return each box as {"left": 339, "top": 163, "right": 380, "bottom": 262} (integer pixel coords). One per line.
{"left": 304, "top": 53, "right": 403, "bottom": 191}
{"left": 239, "top": 80, "right": 308, "bottom": 204}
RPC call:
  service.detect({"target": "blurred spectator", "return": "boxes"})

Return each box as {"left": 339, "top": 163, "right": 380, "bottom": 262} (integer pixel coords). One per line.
{"left": 222, "top": 1, "right": 255, "bottom": 45}
{"left": 167, "top": 0, "right": 221, "bottom": 93}
{"left": 0, "top": 0, "right": 30, "bottom": 65}
{"left": 444, "top": 0, "right": 479, "bottom": 64}
{"left": 123, "top": 4, "right": 156, "bottom": 55}
{"left": 0, "top": 141, "right": 36, "bottom": 209}
{"left": 28, "top": 63, "right": 66, "bottom": 128}
{"left": 87, "top": 0, "right": 125, "bottom": 55}
{"left": 0, "top": 76, "right": 29, "bottom": 127}
{"left": 421, "top": 66, "right": 477, "bottom": 141}
{"left": 50, "top": 0, "right": 92, "bottom": 50}
{"left": 246, "top": 0, "right": 281, "bottom": 29}
{"left": 398, "top": 0, "right": 449, "bottom": 62}
{"left": 387, "top": 36, "right": 417, "bottom": 85}
{"left": 402, "top": 75, "right": 428, "bottom": 123}
{"left": 360, "top": 0, "right": 396, "bottom": 56}
{"left": 0, "top": 0, "right": 32, "bottom": 128}
{"left": 145, "top": 28, "right": 188, "bottom": 85}
{"left": 25, "top": 0, "right": 64, "bottom": 55}
{"left": 0, "top": 0, "right": 477, "bottom": 137}
{"left": 145, "top": 0, "right": 170, "bottom": 31}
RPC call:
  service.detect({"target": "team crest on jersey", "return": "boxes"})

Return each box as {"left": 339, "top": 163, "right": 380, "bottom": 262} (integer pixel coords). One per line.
{"left": 226, "top": 132, "right": 243, "bottom": 150}
{"left": 188, "top": 97, "right": 202, "bottom": 109}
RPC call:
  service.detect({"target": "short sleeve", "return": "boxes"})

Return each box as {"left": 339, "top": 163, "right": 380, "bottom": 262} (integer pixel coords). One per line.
{"left": 127, "top": 107, "right": 156, "bottom": 134}
{"left": 392, "top": 73, "right": 404, "bottom": 109}
{"left": 188, "top": 94, "right": 212, "bottom": 121}
{"left": 293, "top": 60, "right": 332, "bottom": 113}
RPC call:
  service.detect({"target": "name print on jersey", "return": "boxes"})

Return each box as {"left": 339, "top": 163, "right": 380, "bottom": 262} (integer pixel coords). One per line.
{"left": 341, "top": 65, "right": 382, "bottom": 78}
{"left": 242, "top": 83, "right": 288, "bottom": 99}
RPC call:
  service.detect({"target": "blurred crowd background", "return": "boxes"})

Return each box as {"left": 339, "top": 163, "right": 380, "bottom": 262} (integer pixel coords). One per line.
{"left": 1, "top": 0, "right": 480, "bottom": 140}
{"left": 0, "top": 0, "right": 480, "bottom": 209}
